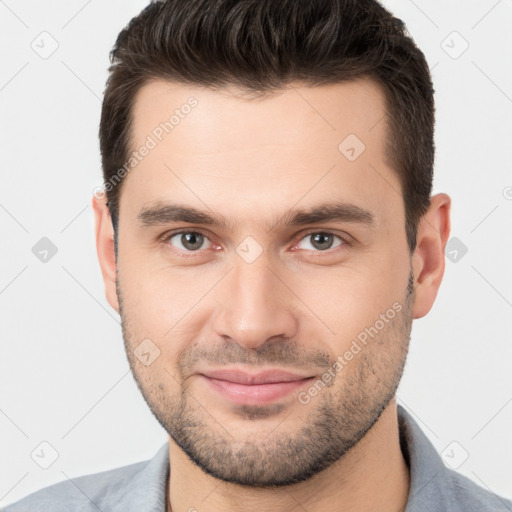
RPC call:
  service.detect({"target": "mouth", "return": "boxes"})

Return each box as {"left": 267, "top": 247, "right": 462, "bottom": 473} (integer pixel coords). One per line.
{"left": 197, "top": 368, "right": 315, "bottom": 406}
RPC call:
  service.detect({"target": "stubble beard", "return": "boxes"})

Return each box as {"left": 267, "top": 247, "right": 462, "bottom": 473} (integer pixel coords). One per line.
{"left": 117, "top": 272, "right": 414, "bottom": 487}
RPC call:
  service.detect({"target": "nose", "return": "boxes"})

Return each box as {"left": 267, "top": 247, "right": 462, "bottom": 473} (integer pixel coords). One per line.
{"left": 211, "top": 255, "right": 298, "bottom": 350}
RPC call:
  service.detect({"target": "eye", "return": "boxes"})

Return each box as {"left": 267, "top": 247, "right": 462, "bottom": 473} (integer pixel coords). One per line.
{"left": 165, "top": 230, "right": 213, "bottom": 253}
{"left": 161, "top": 229, "right": 347, "bottom": 257}
{"left": 295, "top": 231, "right": 345, "bottom": 252}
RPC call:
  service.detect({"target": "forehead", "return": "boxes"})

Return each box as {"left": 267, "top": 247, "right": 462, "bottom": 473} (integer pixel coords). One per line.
{"left": 129, "top": 78, "right": 389, "bottom": 158}
{"left": 120, "top": 78, "right": 401, "bottom": 229}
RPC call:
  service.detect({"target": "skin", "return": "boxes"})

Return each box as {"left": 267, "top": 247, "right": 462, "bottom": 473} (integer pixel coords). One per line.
{"left": 93, "top": 78, "right": 451, "bottom": 512}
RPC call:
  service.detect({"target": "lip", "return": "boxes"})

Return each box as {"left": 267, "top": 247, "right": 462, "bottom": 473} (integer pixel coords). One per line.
{"left": 200, "top": 369, "right": 312, "bottom": 385}
{"left": 198, "top": 369, "right": 314, "bottom": 406}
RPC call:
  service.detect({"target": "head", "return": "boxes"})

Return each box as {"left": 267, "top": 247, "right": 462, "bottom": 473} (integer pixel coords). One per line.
{"left": 94, "top": 0, "right": 450, "bottom": 487}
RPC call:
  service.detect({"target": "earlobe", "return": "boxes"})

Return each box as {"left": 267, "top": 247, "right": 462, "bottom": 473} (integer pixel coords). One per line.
{"left": 411, "top": 193, "right": 451, "bottom": 319}
{"left": 91, "top": 193, "right": 120, "bottom": 314}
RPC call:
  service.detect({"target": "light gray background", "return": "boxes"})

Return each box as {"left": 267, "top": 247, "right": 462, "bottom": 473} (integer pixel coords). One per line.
{"left": 1, "top": 0, "right": 511, "bottom": 507}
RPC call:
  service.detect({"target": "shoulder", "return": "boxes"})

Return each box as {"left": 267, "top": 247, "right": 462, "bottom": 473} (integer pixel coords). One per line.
{"left": 2, "top": 460, "right": 146, "bottom": 512}
{"left": 440, "top": 468, "right": 512, "bottom": 512}
{"left": 397, "top": 406, "right": 512, "bottom": 512}
{"left": 2, "top": 443, "right": 169, "bottom": 512}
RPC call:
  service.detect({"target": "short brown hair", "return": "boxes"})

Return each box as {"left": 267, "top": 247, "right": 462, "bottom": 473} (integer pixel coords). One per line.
{"left": 99, "top": 0, "right": 434, "bottom": 252}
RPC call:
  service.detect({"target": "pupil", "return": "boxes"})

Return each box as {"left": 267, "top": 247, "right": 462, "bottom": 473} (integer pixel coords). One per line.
{"left": 312, "top": 233, "right": 332, "bottom": 250}
{"left": 183, "top": 233, "right": 203, "bottom": 250}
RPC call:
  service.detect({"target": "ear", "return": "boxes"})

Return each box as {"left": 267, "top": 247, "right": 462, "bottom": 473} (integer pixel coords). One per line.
{"left": 411, "top": 193, "right": 451, "bottom": 319}
{"left": 92, "top": 192, "right": 120, "bottom": 314}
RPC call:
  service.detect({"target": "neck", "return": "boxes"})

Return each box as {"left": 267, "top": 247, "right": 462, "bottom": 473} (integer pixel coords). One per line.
{"left": 167, "top": 399, "right": 410, "bottom": 512}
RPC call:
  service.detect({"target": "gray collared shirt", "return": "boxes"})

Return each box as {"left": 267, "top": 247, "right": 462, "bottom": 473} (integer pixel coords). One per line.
{"left": 3, "top": 406, "right": 511, "bottom": 511}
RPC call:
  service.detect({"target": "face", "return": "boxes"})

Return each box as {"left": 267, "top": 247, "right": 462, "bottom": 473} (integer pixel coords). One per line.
{"left": 112, "top": 78, "right": 415, "bottom": 486}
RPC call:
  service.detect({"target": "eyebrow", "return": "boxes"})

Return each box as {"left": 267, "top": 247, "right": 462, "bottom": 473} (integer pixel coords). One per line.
{"left": 137, "top": 201, "right": 375, "bottom": 231}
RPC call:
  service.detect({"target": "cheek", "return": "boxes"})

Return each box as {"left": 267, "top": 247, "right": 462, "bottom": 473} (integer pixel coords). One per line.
{"left": 117, "top": 225, "right": 410, "bottom": 358}
{"left": 294, "top": 263, "right": 406, "bottom": 347}
{"left": 117, "top": 245, "right": 197, "bottom": 324}
{"left": 117, "top": 258, "right": 215, "bottom": 368}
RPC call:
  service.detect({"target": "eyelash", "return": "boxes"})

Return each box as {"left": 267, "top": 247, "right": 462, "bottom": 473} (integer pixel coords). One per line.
{"left": 159, "top": 229, "right": 350, "bottom": 257}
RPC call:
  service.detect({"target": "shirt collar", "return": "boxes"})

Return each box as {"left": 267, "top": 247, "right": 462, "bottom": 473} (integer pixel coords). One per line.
{"left": 398, "top": 404, "right": 451, "bottom": 511}
{"left": 121, "top": 442, "right": 169, "bottom": 512}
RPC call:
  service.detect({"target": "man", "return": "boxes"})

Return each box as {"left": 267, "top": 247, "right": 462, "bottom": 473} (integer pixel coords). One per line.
{"left": 4, "top": 0, "right": 511, "bottom": 511}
